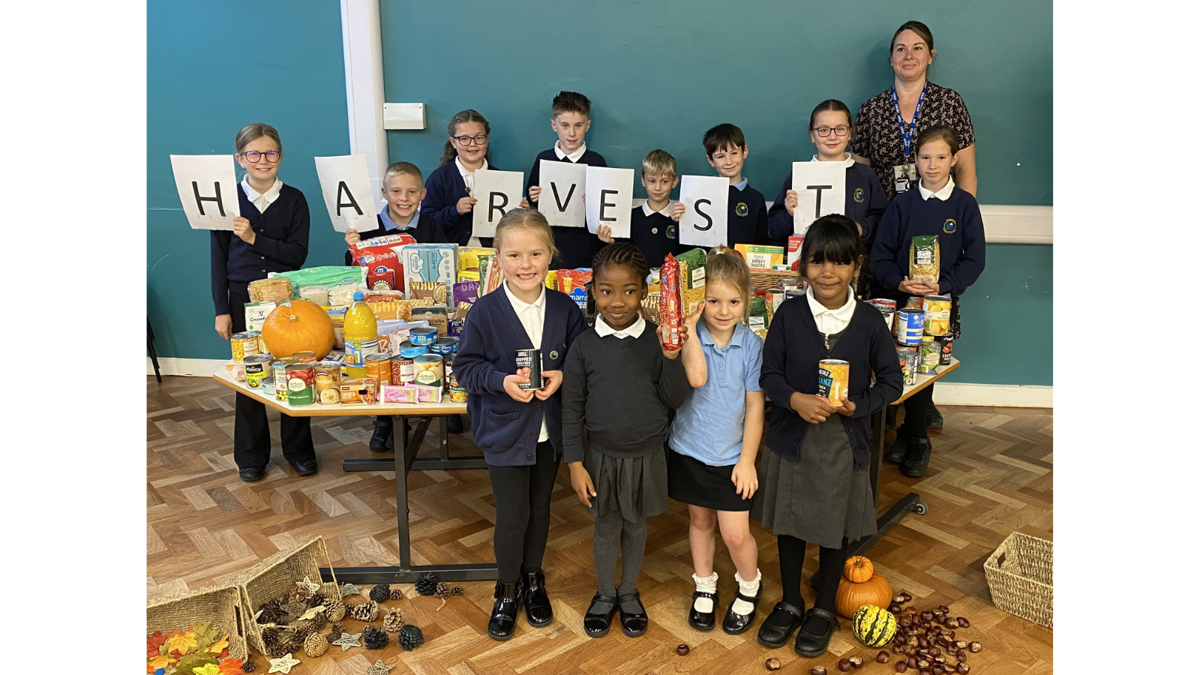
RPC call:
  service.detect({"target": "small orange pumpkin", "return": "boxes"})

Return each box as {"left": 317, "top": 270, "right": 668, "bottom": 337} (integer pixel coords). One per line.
{"left": 261, "top": 299, "right": 335, "bottom": 359}
{"left": 844, "top": 556, "right": 875, "bottom": 583}
{"left": 836, "top": 572, "right": 893, "bottom": 619}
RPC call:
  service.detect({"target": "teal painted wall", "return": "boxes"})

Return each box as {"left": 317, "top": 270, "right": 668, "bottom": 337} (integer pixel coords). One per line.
{"left": 147, "top": 0, "right": 1052, "bottom": 386}
{"left": 147, "top": 0, "right": 350, "bottom": 361}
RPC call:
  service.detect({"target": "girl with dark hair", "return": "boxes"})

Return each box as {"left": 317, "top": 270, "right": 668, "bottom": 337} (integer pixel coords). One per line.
{"left": 752, "top": 215, "right": 903, "bottom": 657}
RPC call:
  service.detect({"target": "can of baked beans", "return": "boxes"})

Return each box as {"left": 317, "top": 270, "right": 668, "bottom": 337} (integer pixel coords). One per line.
{"left": 366, "top": 353, "right": 393, "bottom": 387}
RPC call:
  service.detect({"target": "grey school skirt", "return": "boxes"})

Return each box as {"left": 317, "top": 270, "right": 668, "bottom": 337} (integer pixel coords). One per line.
{"left": 750, "top": 416, "right": 878, "bottom": 549}
{"left": 584, "top": 447, "right": 669, "bottom": 522}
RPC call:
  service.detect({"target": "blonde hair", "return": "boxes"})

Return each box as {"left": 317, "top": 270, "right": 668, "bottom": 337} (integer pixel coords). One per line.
{"left": 234, "top": 123, "right": 282, "bottom": 154}
{"left": 705, "top": 246, "right": 752, "bottom": 309}
{"left": 641, "top": 149, "right": 677, "bottom": 178}
{"left": 384, "top": 161, "right": 423, "bottom": 183}
{"left": 493, "top": 208, "right": 559, "bottom": 261}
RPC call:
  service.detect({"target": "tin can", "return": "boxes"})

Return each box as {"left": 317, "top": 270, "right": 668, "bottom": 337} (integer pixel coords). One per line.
{"left": 262, "top": 377, "right": 275, "bottom": 396}
{"left": 272, "top": 358, "right": 297, "bottom": 401}
{"left": 230, "top": 331, "right": 260, "bottom": 362}
{"left": 366, "top": 353, "right": 392, "bottom": 387}
{"left": 409, "top": 326, "right": 438, "bottom": 346}
{"left": 285, "top": 363, "right": 315, "bottom": 406}
{"left": 398, "top": 340, "right": 428, "bottom": 359}
{"left": 922, "top": 294, "right": 952, "bottom": 336}
{"left": 867, "top": 298, "right": 897, "bottom": 332}
{"left": 449, "top": 384, "right": 468, "bottom": 403}
{"left": 894, "top": 308, "right": 925, "bottom": 346}
{"left": 516, "top": 348, "right": 542, "bottom": 390}
{"left": 293, "top": 350, "right": 318, "bottom": 363}
{"left": 940, "top": 336, "right": 954, "bottom": 366}
{"left": 413, "top": 354, "right": 444, "bottom": 387}
{"left": 345, "top": 338, "right": 378, "bottom": 366}
{"left": 918, "top": 336, "right": 941, "bottom": 375}
{"left": 244, "top": 354, "right": 273, "bottom": 389}
{"left": 391, "top": 357, "right": 414, "bottom": 385}
{"left": 816, "top": 359, "right": 850, "bottom": 406}
{"left": 445, "top": 356, "right": 456, "bottom": 389}
{"left": 431, "top": 336, "right": 459, "bottom": 355}
{"left": 897, "top": 347, "right": 919, "bottom": 386}
{"left": 314, "top": 362, "right": 342, "bottom": 404}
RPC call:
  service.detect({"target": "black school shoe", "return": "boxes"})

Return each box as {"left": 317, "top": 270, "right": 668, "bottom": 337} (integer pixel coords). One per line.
{"left": 239, "top": 466, "right": 265, "bottom": 482}
{"left": 290, "top": 459, "right": 318, "bottom": 476}
{"left": 927, "top": 403, "right": 944, "bottom": 430}
{"left": 757, "top": 601, "right": 806, "bottom": 649}
{"left": 446, "top": 414, "right": 464, "bottom": 434}
{"left": 722, "top": 586, "right": 762, "bottom": 635}
{"left": 617, "top": 591, "right": 649, "bottom": 637}
{"left": 794, "top": 607, "right": 839, "bottom": 657}
{"left": 885, "top": 425, "right": 910, "bottom": 464}
{"left": 368, "top": 421, "right": 392, "bottom": 452}
{"left": 487, "top": 580, "right": 522, "bottom": 641}
{"left": 522, "top": 569, "right": 553, "bottom": 627}
{"left": 687, "top": 590, "right": 718, "bottom": 631}
{"left": 900, "top": 437, "right": 933, "bottom": 478}
{"left": 583, "top": 593, "right": 618, "bottom": 638}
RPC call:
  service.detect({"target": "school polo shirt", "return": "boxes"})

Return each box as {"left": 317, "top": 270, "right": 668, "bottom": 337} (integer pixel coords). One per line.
{"left": 669, "top": 321, "right": 764, "bottom": 466}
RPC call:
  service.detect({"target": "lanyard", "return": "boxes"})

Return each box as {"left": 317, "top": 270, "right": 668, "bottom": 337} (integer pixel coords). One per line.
{"left": 891, "top": 83, "right": 927, "bottom": 160}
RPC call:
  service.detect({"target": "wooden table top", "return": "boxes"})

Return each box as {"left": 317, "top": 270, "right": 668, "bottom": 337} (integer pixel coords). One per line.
{"left": 895, "top": 356, "right": 959, "bottom": 404}
{"left": 212, "top": 366, "right": 467, "bottom": 417}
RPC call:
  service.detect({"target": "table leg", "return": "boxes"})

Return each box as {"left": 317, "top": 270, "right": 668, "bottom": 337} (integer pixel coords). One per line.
{"left": 847, "top": 405, "right": 925, "bottom": 558}
{"left": 343, "top": 415, "right": 486, "bottom": 472}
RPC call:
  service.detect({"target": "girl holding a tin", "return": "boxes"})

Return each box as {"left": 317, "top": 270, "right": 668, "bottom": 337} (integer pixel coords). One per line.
{"left": 453, "top": 208, "right": 586, "bottom": 641}
{"left": 753, "top": 215, "right": 903, "bottom": 657}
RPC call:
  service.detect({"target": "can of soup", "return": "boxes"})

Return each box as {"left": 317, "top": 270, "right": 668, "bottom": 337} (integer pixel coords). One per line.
{"left": 314, "top": 362, "right": 342, "bottom": 404}
{"left": 817, "top": 359, "right": 850, "bottom": 406}
{"left": 516, "top": 349, "right": 542, "bottom": 390}
{"left": 244, "top": 354, "right": 273, "bottom": 389}
{"left": 897, "top": 346, "right": 919, "bottom": 386}
{"left": 392, "top": 357, "right": 414, "bottom": 385}
{"left": 918, "top": 336, "right": 941, "bottom": 375}
{"left": 894, "top": 308, "right": 925, "bottom": 346}
{"left": 285, "top": 363, "right": 315, "bottom": 406}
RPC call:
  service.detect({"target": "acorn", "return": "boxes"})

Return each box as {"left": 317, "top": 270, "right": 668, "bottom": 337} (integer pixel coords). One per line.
{"left": 676, "top": 644, "right": 689, "bottom": 656}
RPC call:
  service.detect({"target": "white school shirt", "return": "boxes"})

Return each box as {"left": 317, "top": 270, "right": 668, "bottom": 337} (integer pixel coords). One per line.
{"left": 641, "top": 200, "right": 675, "bottom": 217}
{"left": 594, "top": 314, "right": 647, "bottom": 339}
{"left": 806, "top": 285, "right": 856, "bottom": 336}
{"left": 455, "top": 157, "right": 489, "bottom": 195}
{"left": 554, "top": 141, "right": 587, "bottom": 162}
{"left": 811, "top": 153, "right": 857, "bottom": 168}
{"left": 503, "top": 282, "right": 549, "bottom": 442}
{"left": 918, "top": 176, "right": 956, "bottom": 201}
{"left": 240, "top": 177, "right": 283, "bottom": 214}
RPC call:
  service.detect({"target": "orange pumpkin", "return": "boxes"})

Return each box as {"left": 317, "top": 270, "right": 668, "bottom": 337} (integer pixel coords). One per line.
{"left": 836, "top": 571, "right": 893, "bottom": 619}
{"left": 844, "top": 556, "right": 875, "bottom": 583}
{"left": 261, "top": 300, "right": 335, "bottom": 359}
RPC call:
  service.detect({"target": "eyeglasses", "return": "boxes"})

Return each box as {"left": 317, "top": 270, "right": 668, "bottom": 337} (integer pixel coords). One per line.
{"left": 241, "top": 150, "right": 281, "bottom": 163}
{"left": 813, "top": 126, "right": 851, "bottom": 138}
{"left": 452, "top": 134, "right": 489, "bottom": 146}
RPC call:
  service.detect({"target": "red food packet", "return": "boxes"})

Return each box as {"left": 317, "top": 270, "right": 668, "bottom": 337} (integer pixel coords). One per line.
{"left": 557, "top": 268, "right": 592, "bottom": 314}
{"left": 659, "top": 254, "right": 682, "bottom": 350}
{"left": 349, "top": 233, "right": 417, "bottom": 292}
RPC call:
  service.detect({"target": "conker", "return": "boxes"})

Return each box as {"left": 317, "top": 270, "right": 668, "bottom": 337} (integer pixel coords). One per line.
{"left": 934, "top": 655, "right": 946, "bottom": 664}
{"left": 848, "top": 655, "right": 864, "bottom": 668}
{"left": 900, "top": 616, "right": 913, "bottom": 627}
{"left": 930, "top": 647, "right": 941, "bottom": 657}
{"left": 968, "top": 642, "right": 982, "bottom": 653}
{"left": 907, "top": 636, "right": 919, "bottom": 647}
{"left": 878, "top": 651, "right": 890, "bottom": 664}
{"left": 945, "top": 618, "right": 959, "bottom": 629}
{"left": 893, "top": 644, "right": 907, "bottom": 655}
{"left": 917, "top": 659, "right": 931, "bottom": 669}
{"left": 919, "top": 669, "right": 932, "bottom": 675}
{"left": 918, "top": 638, "right": 929, "bottom": 649}
{"left": 907, "top": 656, "right": 918, "bottom": 668}
{"left": 895, "top": 663, "right": 908, "bottom": 674}
{"left": 954, "top": 641, "right": 967, "bottom": 651}
{"left": 890, "top": 603, "right": 903, "bottom": 614}
{"left": 676, "top": 644, "right": 689, "bottom": 656}
{"left": 955, "top": 651, "right": 967, "bottom": 661}
{"left": 765, "top": 657, "right": 781, "bottom": 671}
{"left": 956, "top": 665, "right": 970, "bottom": 675}
{"left": 957, "top": 618, "right": 970, "bottom": 628}
{"left": 921, "top": 611, "right": 934, "bottom": 622}
{"left": 901, "top": 592, "right": 913, "bottom": 602}
{"left": 838, "top": 659, "right": 853, "bottom": 672}
{"left": 938, "top": 605, "right": 950, "bottom": 614}
{"left": 931, "top": 666, "right": 944, "bottom": 675}
{"left": 809, "top": 666, "right": 825, "bottom": 675}
{"left": 893, "top": 594, "right": 905, "bottom": 603}
{"left": 921, "top": 621, "right": 932, "bottom": 630}
{"left": 928, "top": 626, "right": 942, "bottom": 636}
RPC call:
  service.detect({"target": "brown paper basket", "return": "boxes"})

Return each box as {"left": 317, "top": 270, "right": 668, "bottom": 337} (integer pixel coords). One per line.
{"left": 234, "top": 536, "right": 340, "bottom": 655}
{"left": 146, "top": 584, "right": 249, "bottom": 661}
{"left": 984, "top": 531, "right": 1053, "bottom": 629}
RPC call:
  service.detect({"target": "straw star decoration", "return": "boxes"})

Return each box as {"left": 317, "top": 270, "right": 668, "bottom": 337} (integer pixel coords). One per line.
{"left": 366, "top": 660, "right": 395, "bottom": 675}
{"left": 299, "top": 576, "right": 322, "bottom": 594}
{"left": 298, "top": 604, "right": 327, "bottom": 621}
{"left": 340, "top": 582, "right": 362, "bottom": 597}
{"left": 268, "top": 653, "right": 301, "bottom": 674}
{"left": 332, "top": 632, "right": 362, "bottom": 652}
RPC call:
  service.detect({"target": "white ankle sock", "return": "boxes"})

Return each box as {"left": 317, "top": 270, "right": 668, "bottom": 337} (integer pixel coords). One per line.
{"left": 731, "top": 569, "right": 761, "bottom": 615}
{"left": 692, "top": 572, "right": 718, "bottom": 613}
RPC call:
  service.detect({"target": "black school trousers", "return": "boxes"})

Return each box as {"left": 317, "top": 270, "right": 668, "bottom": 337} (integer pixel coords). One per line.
{"left": 486, "top": 440, "right": 559, "bottom": 583}
{"left": 229, "top": 290, "right": 315, "bottom": 469}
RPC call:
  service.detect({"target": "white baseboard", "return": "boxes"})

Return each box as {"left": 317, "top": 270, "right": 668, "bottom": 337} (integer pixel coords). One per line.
{"left": 149, "top": 357, "right": 1052, "bottom": 408}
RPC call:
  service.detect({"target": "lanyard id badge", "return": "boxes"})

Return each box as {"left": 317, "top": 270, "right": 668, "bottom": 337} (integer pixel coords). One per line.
{"left": 893, "top": 163, "right": 918, "bottom": 194}
{"left": 891, "top": 84, "right": 926, "bottom": 194}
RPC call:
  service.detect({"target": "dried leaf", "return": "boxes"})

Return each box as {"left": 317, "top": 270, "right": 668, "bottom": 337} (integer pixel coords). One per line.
{"left": 173, "top": 652, "right": 218, "bottom": 675}
{"left": 167, "top": 631, "right": 198, "bottom": 655}
{"left": 206, "top": 635, "right": 230, "bottom": 654}
{"left": 147, "top": 632, "right": 168, "bottom": 658}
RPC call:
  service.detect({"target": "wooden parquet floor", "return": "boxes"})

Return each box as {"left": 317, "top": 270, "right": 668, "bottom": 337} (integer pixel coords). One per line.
{"left": 148, "top": 376, "right": 1052, "bottom": 674}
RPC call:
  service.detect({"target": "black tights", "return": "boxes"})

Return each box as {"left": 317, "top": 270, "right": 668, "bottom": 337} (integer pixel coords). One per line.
{"left": 904, "top": 385, "right": 934, "bottom": 439}
{"left": 486, "top": 442, "right": 559, "bottom": 583}
{"left": 776, "top": 535, "right": 849, "bottom": 612}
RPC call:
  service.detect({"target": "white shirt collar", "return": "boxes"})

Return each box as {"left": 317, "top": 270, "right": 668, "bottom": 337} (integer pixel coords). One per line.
{"left": 240, "top": 177, "right": 283, "bottom": 206}
{"left": 455, "top": 156, "right": 488, "bottom": 177}
{"left": 805, "top": 285, "right": 856, "bottom": 331}
{"left": 594, "top": 314, "right": 646, "bottom": 339}
{"left": 641, "top": 200, "right": 674, "bottom": 217}
{"left": 503, "top": 281, "right": 545, "bottom": 313}
{"left": 553, "top": 141, "right": 587, "bottom": 162}
{"left": 919, "top": 176, "right": 956, "bottom": 201}
{"left": 811, "top": 153, "right": 856, "bottom": 168}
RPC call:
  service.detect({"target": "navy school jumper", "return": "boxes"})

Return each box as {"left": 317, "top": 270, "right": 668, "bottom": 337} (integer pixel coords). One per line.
{"left": 421, "top": 160, "right": 506, "bottom": 247}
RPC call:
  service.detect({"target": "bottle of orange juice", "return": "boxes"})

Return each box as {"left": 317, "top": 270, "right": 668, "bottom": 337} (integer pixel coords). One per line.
{"left": 344, "top": 292, "right": 378, "bottom": 366}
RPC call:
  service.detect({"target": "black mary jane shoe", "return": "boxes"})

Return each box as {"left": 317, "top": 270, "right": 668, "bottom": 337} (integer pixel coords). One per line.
{"left": 617, "top": 591, "right": 649, "bottom": 637}
{"left": 487, "top": 580, "right": 522, "bottom": 641}
{"left": 238, "top": 466, "right": 265, "bottom": 483}
{"left": 522, "top": 569, "right": 554, "bottom": 627}
{"left": 583, "top": 593, "right": 618, "bottom": 638}
{"left": 794, "top": 607, "right": 839, "bottom": 657}
{"left": 756, "top": 601, "right": 806, "bottom": 649}
{"left": 721, "top": 586, "right": 762, "bottom": 635}
{"left": 687, "top": 590, "right": 719, "bottom": 631}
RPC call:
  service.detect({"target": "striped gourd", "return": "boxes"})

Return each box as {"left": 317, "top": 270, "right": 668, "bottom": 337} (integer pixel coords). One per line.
{"left": 852, "top": 604, "right": 897, "bottom": 647}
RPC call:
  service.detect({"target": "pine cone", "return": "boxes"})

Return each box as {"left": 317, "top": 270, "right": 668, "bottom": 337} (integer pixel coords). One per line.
{"left": 349, "top": 600, "right": 379, "bottom": 622}
{"left": 308, "top": 591, "right": 328, "bottom": 609}
{"left": 265, "top": 640, "right": 291, "bottom": 659}
{"left": 242, "top": 660, "right": 256, "bottom": 673}
{"left": 369, "top": 583, "right": 391, "bottom": 603}
{"left": 390, "top": 588, "right": 405, "bottom": 601}
{"left": 290, "top": 582, "right": 313, "bottom": 604}
{"left": 256, "top": 599, "right": 287, "bottom": 625}
{"left": 383, "top": 608, "right": 404, "bottom": 633}
{"left": 293, "top": 620, "right": 316, "bottom": 641}
{"left": 307, "top": 611, "right": 327, "bottom": 631}
{"left": 303, "top": 632, "right": 329, "bottom": 658}
{"left": 450, "top": 586, "right": 464, "bottom": 596}
{"left": 398, "top": 624, "right": 424, "bottom": 651}
{"left": 260, "top": 625, "right": 285, "bottom": 648}
{"left": 327, "top": 621, "right": 346, "bottom": 639}
{"left": 324, "top": 600, "right": 346, "bottom": 622}
{"left": 283, "top": 638, "right": 305, "bottom": 656}
{"left": 415, "top": 573, "right": 439, "bottom": 596}
{"left": 363, "top": 625, "right": 389, "bottom": 650}
{"left": 435, "top": 582, "right": 451, "bottom": 599}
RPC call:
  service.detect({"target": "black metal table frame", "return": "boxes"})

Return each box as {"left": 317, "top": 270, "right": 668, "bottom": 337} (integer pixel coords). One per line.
{"left": 847, "top": 407, "right": 926, "bottom": 558}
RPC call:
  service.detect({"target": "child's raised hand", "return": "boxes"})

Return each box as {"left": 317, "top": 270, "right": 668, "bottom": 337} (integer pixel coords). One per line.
{"left": 535, "top": 370, "right": 563, "bottom": 400}
{"left": 519, "top": 199, "right": 530, "bottom": 209}
{"left": 669, "top": 202, "right": 685, "bottom": 222}
{"left": 597, "top": 224, "right": 615, "bottom": 243}
{"left": 528, "top": 185, "right": 542, "bottom": 203}
{"left": 835, "top": 396, "right": 857, "bottom": 417}
{"left": 732, "top": 459, "right": 759, "bottom": 499}
{"left": 233, "top": 216, "right": 256, "bottom": 244}
{"left": 790, "top": 392, "right": 836, "bottom": 424}
{"left": 683, "top": 302, "right": 704, "bottom": 332}
{"left": 455, "top": 196, "right": 477, "bottom": 215}
{"left": 345, "top": 229, "right": 361, "bottom": 246}
{"left": 899, "top": 276, "right": 939, "bottom": 296}
{"left": 784, "top": 189, "right": 799, "bottom": 216}
{"left": 502, "top": 373, "right": 535, "bottom": 403}
{"left": 568, "top": 462, "right": 596, "bottom": 507}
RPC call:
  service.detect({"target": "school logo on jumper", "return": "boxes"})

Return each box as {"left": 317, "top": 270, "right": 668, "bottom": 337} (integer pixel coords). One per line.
{"left": 666, "top": 225, "right": 677, "bottom": 240}
{"left": 549, "top": 350, "right": 559, "bottom": 361}
{"left": 943, "top": 218, "right": 957, "bottom": 234}
{"left": 853, "top": 188, "right": 864, "bottom": 203}
{"left": 735, "top": 202, "right": 749, "bottom": 217}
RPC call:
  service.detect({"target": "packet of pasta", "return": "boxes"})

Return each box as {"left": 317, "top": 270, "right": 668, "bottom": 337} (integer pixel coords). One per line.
{"left": 659, "top": 254, "right": 683, "bottom": 350}
{"left": 909, "top": 235, "right": 940, "bottom": 284}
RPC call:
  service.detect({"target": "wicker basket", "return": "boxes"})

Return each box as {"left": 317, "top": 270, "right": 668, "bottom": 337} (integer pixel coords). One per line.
{"left": 146, "top": 584, "right": 249, "bottom": 661}
{"left": 984, "top": 532, "right": 1053, "bottom": 628}
{"left": 750, "top": 268, "right": 801, "bottom": 291}
{"left": 235, "top": 536, "right": 340, "bottom": 655}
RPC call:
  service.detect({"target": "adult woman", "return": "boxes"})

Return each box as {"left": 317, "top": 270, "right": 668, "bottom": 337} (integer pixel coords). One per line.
{"left": 851, "top": 20, "right": 977, "bottom": 201}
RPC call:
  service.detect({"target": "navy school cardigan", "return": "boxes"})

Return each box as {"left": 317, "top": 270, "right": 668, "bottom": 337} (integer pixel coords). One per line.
{"left": 759, "top": 297, "right": 903, "bottom": 470}
{"left": 421, "top": 160, "right": 505, "bottom": 247}
{"left": 766, "top": 162, "right": 889, "bottom": 243}
{"left": 453, "top": 286, "right": 587, "bottom": 466}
